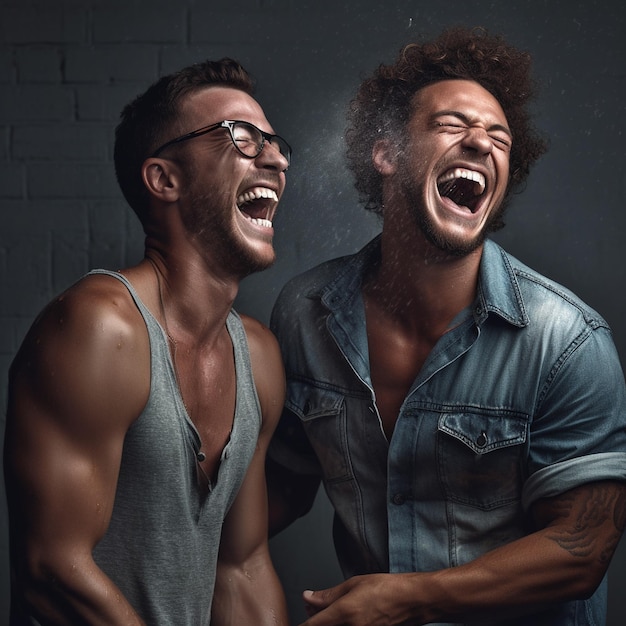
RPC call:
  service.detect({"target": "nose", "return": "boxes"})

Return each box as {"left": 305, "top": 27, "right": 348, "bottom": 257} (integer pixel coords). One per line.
{"left": 257, "top": 141, "right": 290, "bottom": 172}
{"left": 462, "top": 126, "right": 493, "bottom": 155}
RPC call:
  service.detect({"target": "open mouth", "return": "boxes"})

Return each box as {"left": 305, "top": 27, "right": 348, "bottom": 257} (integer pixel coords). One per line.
{"left": 236, "top": 186, "right": 278, "bottom": 227}
{"left": 437, "top": 168, "right": 486, "bottom": 213}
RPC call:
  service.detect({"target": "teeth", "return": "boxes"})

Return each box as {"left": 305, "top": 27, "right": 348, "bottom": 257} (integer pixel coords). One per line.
{"left": 236, "top": 187, "right": 279, "bottom": 207}
{"left": 247, "top": 217, "right": 273, "bottom": 228}
{"left": 438, "top": 168, "right": 485, "bottom": 196}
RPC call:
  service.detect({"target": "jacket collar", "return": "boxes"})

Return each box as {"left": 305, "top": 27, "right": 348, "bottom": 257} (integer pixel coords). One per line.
{"left": 318, "top": 235, "right": 528, "bottom": 328}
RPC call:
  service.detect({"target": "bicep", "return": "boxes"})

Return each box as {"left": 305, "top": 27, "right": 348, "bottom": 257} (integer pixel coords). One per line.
{"left": 217, "top": 329, "right": 283, "bottom": 564}
{"left": 530, "top": 481, "right": 626, "bottom": 571}
{"left": 5, "top": 293, "right": 150, "bottom": 558}
{"left": 222, "top": 315, "right": 315, "bottom": 554}
{"left": 217, "top": 437, "right": 272, "bottom": 567}
{"left": 7, "top": 372, "right": 122, "bottom": 553}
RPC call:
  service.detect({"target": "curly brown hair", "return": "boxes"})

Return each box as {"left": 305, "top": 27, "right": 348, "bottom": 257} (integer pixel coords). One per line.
{"left": 345, "top": 26, "right": 548, "bottom": 227}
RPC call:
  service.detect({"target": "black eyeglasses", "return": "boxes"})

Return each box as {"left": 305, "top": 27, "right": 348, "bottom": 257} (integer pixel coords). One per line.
{"left": 150, "top": 119, "right": 291, "bottom": 167}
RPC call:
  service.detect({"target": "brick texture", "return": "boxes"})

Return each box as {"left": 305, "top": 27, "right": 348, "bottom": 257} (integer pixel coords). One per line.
{"left": 1, "top": 1, "right": 625, "bottom": 625}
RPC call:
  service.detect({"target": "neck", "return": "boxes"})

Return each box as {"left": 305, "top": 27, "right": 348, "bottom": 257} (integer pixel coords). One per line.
{"left": 365, "top": 228, "right": 483, "bottom": 337}
{"left": 145, "top": 248, "right": 238, "bottom": 347}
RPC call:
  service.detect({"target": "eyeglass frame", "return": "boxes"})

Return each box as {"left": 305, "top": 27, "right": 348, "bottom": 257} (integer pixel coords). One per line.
{"left": 149, "top": 119, "right": 292, "bottom": 167}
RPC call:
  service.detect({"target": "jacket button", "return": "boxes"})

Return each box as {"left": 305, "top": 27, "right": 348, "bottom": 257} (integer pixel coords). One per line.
{"left": 476, "top": 432, "right": 488, "bottom": 448}
{"left": 392, "top": 493, "right": 406, "bottom": 505}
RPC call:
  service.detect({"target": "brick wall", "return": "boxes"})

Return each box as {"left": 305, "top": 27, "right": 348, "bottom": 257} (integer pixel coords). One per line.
{"left": 2, "top": 1, "right": 626, "bottom": 623}
{"left": 0, "top": 2, "right": 355, "bottom": 621}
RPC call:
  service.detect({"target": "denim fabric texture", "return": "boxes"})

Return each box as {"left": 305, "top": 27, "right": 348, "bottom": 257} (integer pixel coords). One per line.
{"left": 270, "top": 235, "right": 626, "bottom": 626}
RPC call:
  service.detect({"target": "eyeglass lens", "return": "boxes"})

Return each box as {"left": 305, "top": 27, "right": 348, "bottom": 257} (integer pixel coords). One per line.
{"left": 231, "top": 122, "right": 290, "bottom": 162}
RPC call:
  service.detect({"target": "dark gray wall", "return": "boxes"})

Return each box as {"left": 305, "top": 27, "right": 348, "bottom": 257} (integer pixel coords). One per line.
{"left": 1, "top": 0, "right": 624, "bottom": 623}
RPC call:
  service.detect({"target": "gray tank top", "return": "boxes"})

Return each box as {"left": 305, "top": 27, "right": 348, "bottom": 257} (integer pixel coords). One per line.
{"left": 90, "top": 270, "right": 262, "bottom": 625}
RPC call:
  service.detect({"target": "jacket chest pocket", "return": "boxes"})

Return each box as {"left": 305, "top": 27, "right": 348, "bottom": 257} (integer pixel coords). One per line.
{"left": 437, "top": 411, "right": 528, "bottom": 510}
{"left": 287, "top": 381, "right": 352, "bottom": 483}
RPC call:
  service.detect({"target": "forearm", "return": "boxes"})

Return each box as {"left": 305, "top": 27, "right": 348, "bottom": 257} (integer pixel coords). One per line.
{"left": 16, "top": 554, "right": 145, "bottom": 626}
{"left": 212, "top": 555, "right": 289, "bottom": 626}
{"left": 303, "top": 482, "right": 626, "bottom": 625}
{"left": 414, "top": 482, "right": 626, "bottom": 623}
{"left": 401, "top": 529, "right": 605, "bottom": 624}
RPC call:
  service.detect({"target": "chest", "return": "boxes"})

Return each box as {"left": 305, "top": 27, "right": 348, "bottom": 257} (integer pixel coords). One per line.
{"left": 367, "top": 325, "right": 435, "bottom": 439}
{"left": 171, "top": 339, "right": 237, "bottom": 485}
{"left": 363, "top": 292, "right": 450, "bottom": 438}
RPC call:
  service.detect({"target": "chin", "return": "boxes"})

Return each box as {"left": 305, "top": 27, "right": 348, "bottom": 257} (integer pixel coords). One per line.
{"left": 417, "top": 215, "right": 487, "bottom": 258}
{"left": 234, "top": 246, "right": 276, "bottom": 277}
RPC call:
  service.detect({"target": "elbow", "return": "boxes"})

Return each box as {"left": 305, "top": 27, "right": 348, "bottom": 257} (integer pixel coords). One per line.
{"left": 268, "top": 499, "right": 300, "bottom": 537}
{"left": 268, "top": 485, "right": 317, "bottom": 537}
{"left": 566, "top": 561, "right": 607, "bottom": 601}
{"left": 266, "top": 462, "right": 319, "bottom": 536}
{"left": 15, "top": 549, "right": 59, "bottom": 596}
{"left": 12, "top": 546, "right": 85, "bottom": 619}
{"left": 11, "top": 556, "right": 55, "bottom": 619}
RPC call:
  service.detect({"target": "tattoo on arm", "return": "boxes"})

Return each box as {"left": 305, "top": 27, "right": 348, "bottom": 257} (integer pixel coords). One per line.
{"left": 544, "top": 483, "right": 626, "bottom": 563}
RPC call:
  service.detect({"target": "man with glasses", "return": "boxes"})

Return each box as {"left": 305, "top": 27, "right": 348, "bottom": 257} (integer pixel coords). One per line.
{"left": 5, "top": 58, "right": 291, "bottom": 625}
{"left": 267, "top": 27, "right": 626, "bottom": 625}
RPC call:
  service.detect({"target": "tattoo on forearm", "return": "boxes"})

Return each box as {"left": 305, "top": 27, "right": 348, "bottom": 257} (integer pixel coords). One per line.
{"left": 545, "top": 483, "right": 626, "bottom": 563}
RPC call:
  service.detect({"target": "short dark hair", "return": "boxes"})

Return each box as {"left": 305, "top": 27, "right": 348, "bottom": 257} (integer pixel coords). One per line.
{"left": 345, "top": 26, "right": 548, "bottom": 227}
{"left": 114, "top": 58, "right": 255, "bottom": 219}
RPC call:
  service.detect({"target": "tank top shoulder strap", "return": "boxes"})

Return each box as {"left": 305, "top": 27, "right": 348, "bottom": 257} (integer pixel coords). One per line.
{"left": 225, "top": 310, "right": 262, "bottom": 430}
{"left": 86, "top": 269, "right": 168, "bottom": 341}
{"left": 87, "top": 269, "right": 150, "bottom": 317}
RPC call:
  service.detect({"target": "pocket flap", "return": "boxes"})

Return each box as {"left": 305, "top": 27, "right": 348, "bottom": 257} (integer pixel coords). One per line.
{"left": 286, "top": 380, "right": 344, "bottom": 421}
{"left": 439, "top": 411, "right": 527, "bottom": 454}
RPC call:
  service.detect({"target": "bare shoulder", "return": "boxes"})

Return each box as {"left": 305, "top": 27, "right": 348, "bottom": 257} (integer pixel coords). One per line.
{"left": 14, "top": 273, "right": 149, "bottom": 369}
{"left": 9, "top": 272, "right": 151, "bottom": 433}
{"left": 238, "top": 313, "right": 282, "bottom": 365}
{"left": 238, "top": 313, "right": 285, "bottom": 430}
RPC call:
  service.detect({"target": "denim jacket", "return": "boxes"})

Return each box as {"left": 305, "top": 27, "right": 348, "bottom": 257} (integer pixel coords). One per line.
{"left": 270, "top": 236, "right": 626, "bottom": 625}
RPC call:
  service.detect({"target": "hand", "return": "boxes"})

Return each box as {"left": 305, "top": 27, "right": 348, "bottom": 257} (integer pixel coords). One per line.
{"left": 299, "top": 574, "right": 418, "bottom": 626}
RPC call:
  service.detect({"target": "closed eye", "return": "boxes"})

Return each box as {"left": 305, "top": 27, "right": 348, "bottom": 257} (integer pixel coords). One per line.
{"left": 436, "top": 121, "right": 511, "bottom": 151}
{"left": 437, "top": 122, "right": 465, "bottom": 131}
{"left": 434, "top": 112, "right": 512, "bottom": 151}
{"left": 489, "top": 133, "right": 512, "bottom": 151}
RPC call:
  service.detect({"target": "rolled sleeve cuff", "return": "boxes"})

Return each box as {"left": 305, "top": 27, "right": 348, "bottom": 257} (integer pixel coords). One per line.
{"left": 522, "top": 452, "right": 626, "bottom": 511}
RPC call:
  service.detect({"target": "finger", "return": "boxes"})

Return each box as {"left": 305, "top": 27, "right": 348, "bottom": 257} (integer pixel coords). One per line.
{"left": 303, "top": 591, "right": 320, "bottom": 617}
{"left": 305, "top": 586, "right": 343, "bottom": 608}
{"left": 303, "top": 589, "right": 326, "bottom": 609}
{"left": 299, "top": 601, "right": 333, "bottom": 626}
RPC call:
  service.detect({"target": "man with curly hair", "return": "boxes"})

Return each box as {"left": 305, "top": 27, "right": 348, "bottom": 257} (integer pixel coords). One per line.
{"left": 267, "top": 27, "right": 626, "bottom": 625}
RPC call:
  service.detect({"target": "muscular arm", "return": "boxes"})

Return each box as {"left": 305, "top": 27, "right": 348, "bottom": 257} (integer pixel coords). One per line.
{"left": 302, "top": 480, "right": 626, "bottom": 625}
{"left": 211, "top": 317, "right": 289, "bottom": 625}
{"left": 4, "top": 277, "right": 150, "bottom": 625}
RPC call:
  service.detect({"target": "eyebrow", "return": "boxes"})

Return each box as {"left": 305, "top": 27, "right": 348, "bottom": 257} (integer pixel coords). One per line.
{"left": 433, "top": 110, "right": 512, "bottom": 138}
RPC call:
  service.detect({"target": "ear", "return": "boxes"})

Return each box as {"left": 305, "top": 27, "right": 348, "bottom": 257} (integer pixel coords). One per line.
{"left": 141, "top": 158, "right": 181, "bottom": 203}
{"left": 372, "top": 138, "right": 398, "bottom": 176}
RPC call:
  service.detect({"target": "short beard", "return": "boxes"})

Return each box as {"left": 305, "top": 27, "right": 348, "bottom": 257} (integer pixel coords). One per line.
{"left": 401, "top": 178, "right": 503, "bottom": 259}
{"left": 414, "top": 207, "right": 488, "bottom": 258}
{"left": 186, "top": 193, "right": 275, "bottom": 278}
